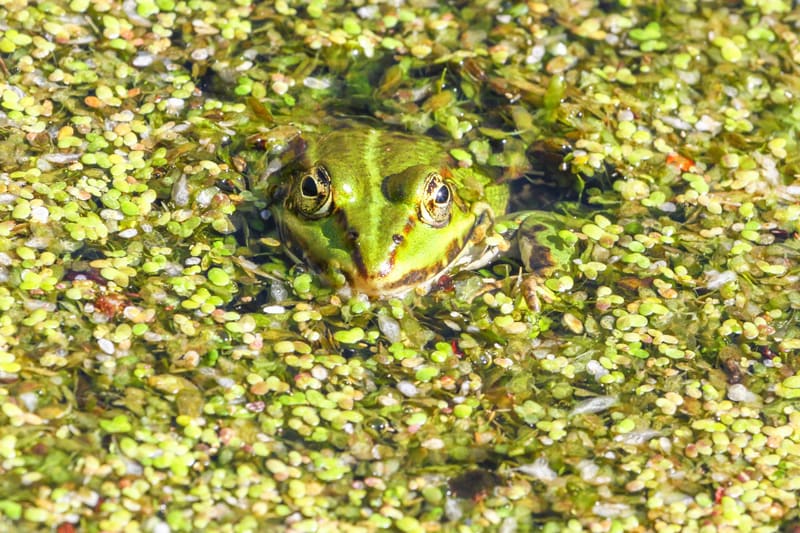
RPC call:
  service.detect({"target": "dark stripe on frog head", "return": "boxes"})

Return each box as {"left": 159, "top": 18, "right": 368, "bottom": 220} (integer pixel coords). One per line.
{"left": 350, "top": 210, "right": 463, "bottom": 290}
{"left": 346, "top": 216, "right": 413, "bottom": 284}
{"left": 379, "top": 217, "right": 415, "bottom": 279}
{"left": 379, "top": 238, "right": 464, "bottom": 290}
{"left": 332, "top": 208, "right": 370, "bottom": 280}
{"left": 371, "top": 205, "right": 492, "bottom": 292}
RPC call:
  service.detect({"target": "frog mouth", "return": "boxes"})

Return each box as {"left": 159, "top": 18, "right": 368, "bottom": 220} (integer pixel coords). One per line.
{"left": 345, "top": 218, "right": 450, "bottom": 295}
{"left": 276, "top": 203, "right": 502, "bottom": 297}
{"left": 427, "top": 204, "right": 507, "bottom": 282}
{"left": 347, "top": 203, "right": 502, "bottom": 296}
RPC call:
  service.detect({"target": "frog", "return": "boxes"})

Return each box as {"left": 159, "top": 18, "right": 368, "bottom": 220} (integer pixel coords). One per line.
{"left": 266, "top": 127, "right": 579, "bottom": 298}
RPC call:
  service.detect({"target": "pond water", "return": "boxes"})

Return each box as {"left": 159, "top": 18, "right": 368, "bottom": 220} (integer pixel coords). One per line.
{"left": 0, "top": 0, "right": 799, "bottom": 531}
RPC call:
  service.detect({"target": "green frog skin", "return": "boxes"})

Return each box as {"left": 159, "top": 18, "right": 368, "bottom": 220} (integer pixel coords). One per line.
{"left": 268, "top": 127, "right": 575, "bottom": 297}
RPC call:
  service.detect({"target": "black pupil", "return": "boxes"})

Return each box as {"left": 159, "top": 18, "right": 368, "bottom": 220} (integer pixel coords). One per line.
{"left": 434, "top": 184, "right": 449, "bottom": 204}
{"left": 301, "top": 176, "right": 318, "bottom": 197}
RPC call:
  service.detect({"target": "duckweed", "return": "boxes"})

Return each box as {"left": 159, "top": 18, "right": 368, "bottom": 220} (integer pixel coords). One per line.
{"left": 1, "top": 0, "right": 799, "bottom": 531}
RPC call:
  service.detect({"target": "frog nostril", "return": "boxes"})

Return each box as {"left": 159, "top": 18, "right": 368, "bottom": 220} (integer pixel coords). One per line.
{"left": 347, "top": 229, "right": 359, "bottom": 241}
{"left": 392, "top": 234, "right": 403, "bottom": 244}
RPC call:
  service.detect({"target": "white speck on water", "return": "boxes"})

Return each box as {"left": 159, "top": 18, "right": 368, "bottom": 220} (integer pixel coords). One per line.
{"left": 270, "top": 281, "right": 289, "bottom": 302}
{"left": 216, "top": 377, "right": 235, "bottom": 389}
{"left": 303, "top": 77, "right": 331, "bottom": 90}
{"left": 31, "top": 205, "right": 50, "bottom": 224}
{"left": 195, "top": 186, "right": 219, "bottom": 208}
{"left": 397, "top": 381, "right": 418, "bottom": 397}
{"left": 570, "top": 395, "right": 618, "bottom": 416}
{"left": 172, "top": 174, "right": 189, "bottom": 206}
{"left": 164, "top": 97, "right": 185, "bottom": 115}
{"left": 728, "top": 383, "right": 760, "bottom": 403}
{"left": 614, "top": 429, "right": 661, "bottom": 445}
{"left": 577, "top": 459, "right": 599, "bottom": 481}
{"left": 19, "top": 391, "right": 38, "bottom": 412}
{"left": 444, "top": 497, "right": 462, "bottom": 522}
{"left": 310, "top": 365, "right": 328, "bottom": 381}
{"left": 132, "top": 52, "right": 154, "bottom": 67}
{"left": 695, "top": 114, "right": 722, "bottom": 133}
{"left": 377, "top": 315, "right": 401, "bottom": 343}
{"left": 592, "top": 501, "right": 634, "bottom": 518}
{"left": 100, "top": 209, "right": 124, "bottom": 221}
{"left": 98, "top": 338, "right": 115, "bottom": 355}
{"left": 515, "top": 457, "right": 557, "bottom": 481}
{"left": 704, "top": 270, "right": 737, "bottom": 291}
{"left": 586, "top": 360, "right": 609, "bottom": 380}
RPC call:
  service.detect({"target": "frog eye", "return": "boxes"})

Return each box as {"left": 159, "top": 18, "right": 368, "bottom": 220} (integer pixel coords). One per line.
{"left": 419, "top": 172, "right": 452, "bottom": 228}
{"left": 293, "top": 165, "right": 333, "bottom": 218}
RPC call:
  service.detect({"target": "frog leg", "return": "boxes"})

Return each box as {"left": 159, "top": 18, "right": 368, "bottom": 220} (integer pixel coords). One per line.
{"left": 444, "top": 202, "right": 511, "bottom": 273}
{"left": 496, "top": 210, "right": 582, "bottom": 311}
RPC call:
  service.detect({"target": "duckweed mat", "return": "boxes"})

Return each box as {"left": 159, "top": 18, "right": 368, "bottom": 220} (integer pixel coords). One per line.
{"left": 1, "top": 0, "right": 799, "bottom": 531}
